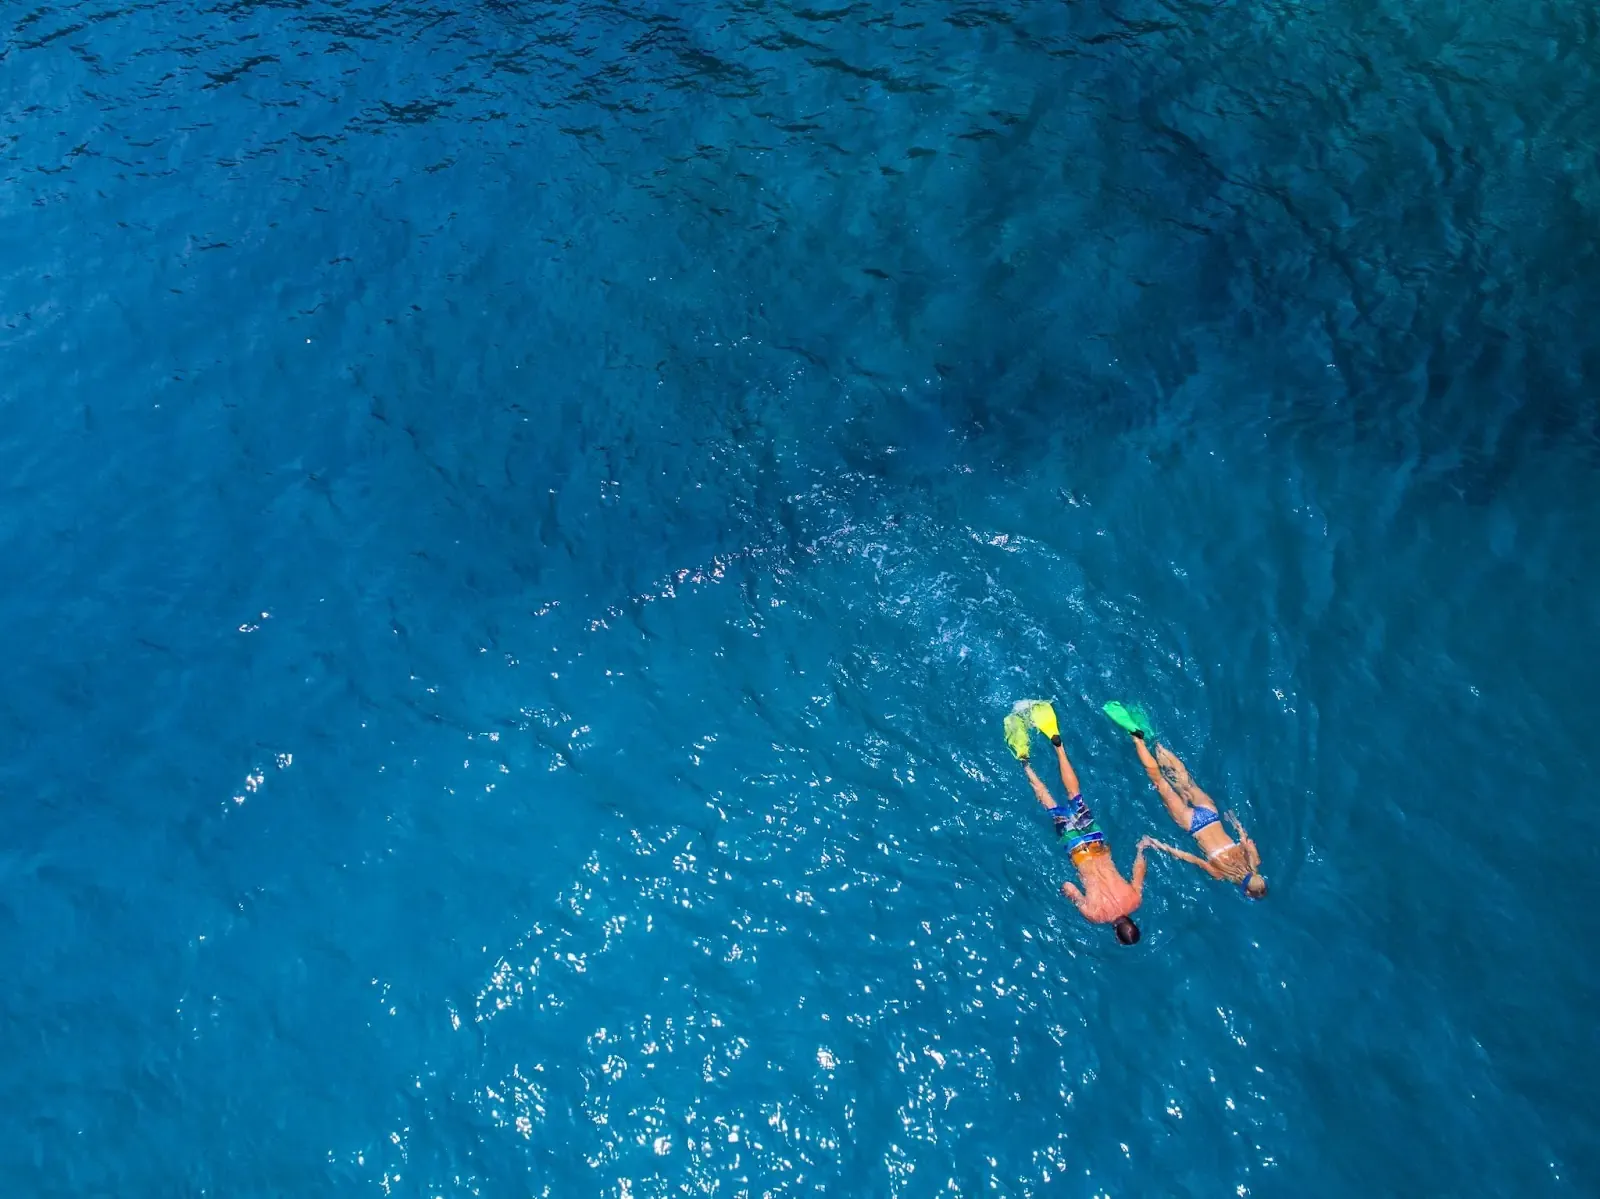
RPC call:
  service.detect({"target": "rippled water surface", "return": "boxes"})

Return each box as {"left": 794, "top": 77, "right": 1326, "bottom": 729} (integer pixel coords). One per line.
{"left": 4, "top": 1, "right": 1600, "bottom": 1195}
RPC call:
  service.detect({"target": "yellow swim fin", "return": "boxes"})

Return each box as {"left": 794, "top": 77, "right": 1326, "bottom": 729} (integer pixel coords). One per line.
{"left": 1028, "top": 700, "right": 1061, "bottom": 743}
{"left": 1003, "top": 713, "right": 1032, "bottom": 762}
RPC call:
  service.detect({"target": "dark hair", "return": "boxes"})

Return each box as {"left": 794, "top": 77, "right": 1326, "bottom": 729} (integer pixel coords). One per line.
{"left": 1245, "top": 874, "right": 1268, "bottom": 899}
{"left": 1113, "top": 916, "right": 1141, "bottom": 945}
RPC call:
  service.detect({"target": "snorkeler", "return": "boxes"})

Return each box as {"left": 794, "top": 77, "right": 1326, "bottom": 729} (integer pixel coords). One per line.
{"left": 1103, "top": 702, "right": 1268, "bottom": 898}
{"left": 1005, "top": 701, "right": 1146, "bottom": 945}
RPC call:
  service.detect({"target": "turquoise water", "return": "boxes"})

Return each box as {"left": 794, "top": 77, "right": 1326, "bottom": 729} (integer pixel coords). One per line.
{"left": 4, "top": 0, "right": 1599, "bottom": 1194}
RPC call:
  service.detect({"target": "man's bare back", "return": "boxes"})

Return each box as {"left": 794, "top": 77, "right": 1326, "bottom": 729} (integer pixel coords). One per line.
{"left": 1062, "top": 851, "right": 1144, "bottom": 926}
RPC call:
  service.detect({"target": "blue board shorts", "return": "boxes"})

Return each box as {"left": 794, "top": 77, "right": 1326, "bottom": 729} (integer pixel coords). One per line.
{"left": 1051, "top": 794, "right": 1107, "bottom": 864}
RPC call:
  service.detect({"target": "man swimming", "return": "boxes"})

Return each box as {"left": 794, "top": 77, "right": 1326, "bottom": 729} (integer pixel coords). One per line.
{"left": 1104, "top": 702, "right": 1267, "bottom": 898}
{"left": 1005, "top": 701, "right": 1146, "bottom": 945}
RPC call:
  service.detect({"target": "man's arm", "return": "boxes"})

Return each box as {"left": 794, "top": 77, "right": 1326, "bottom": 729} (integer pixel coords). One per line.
{"left": 1060, "top": 880, "right": 1086, "bottom": 906}
{"left": 1131, "top": 842, "right": 1149, "bottom": 893}
{"left": 1137, "top": 835, "right": 1222, "bottom": 877}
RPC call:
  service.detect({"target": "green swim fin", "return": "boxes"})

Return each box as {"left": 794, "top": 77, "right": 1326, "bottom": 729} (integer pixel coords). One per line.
{"left": 1103, "top": 701, "right": 1155, "bottom": 740}
{"left": 1027, "top": 700, "right": 1061, "bottom": 742}
{"left": 1003, "top": 713, "right": 1032, "bottom": 762}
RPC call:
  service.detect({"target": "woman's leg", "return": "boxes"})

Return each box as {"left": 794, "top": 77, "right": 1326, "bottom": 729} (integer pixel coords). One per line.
{"left": 1155, "top": 745, "right": 1218, "bottom": 811}
{"left": 1132, "top": 736, "right": 1194, "bottom": 829}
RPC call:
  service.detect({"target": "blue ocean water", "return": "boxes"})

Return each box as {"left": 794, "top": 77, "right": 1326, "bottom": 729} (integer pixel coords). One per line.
{"left": 4, "top": 0, "right": 1600, "bottom": 1194}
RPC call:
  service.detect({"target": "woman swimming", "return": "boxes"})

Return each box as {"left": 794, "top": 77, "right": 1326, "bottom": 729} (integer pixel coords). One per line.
{"left": 1116, "top": 723, "right": 1267, "bottom": 898}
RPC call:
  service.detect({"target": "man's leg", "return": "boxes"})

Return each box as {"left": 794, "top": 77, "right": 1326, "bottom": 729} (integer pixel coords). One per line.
{"left": 1051, "top": 740, "right": 1082, "bottom": 799}
{"left": 1155, "top": 745, "right": 1218, "bottom": 811}
{"left": 1042, "top": 742, "right": 1107, "bottom": 849}
{"left": 1022, "top": 764, "right": 1058, "bottom": 812}
{"left": 1133, "top": 736, "right": 1196, "bottom": 829}
{"left": 1027, "top": 748, "right": 1099, "bottom": 845}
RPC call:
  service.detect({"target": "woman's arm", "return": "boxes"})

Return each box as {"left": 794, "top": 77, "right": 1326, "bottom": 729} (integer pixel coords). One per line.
{"left": 1137, "top": 835, "right": 1222, "bottom": 877}
{"left": 1224, "top": 814, "right": 1262, "bottom": 870}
